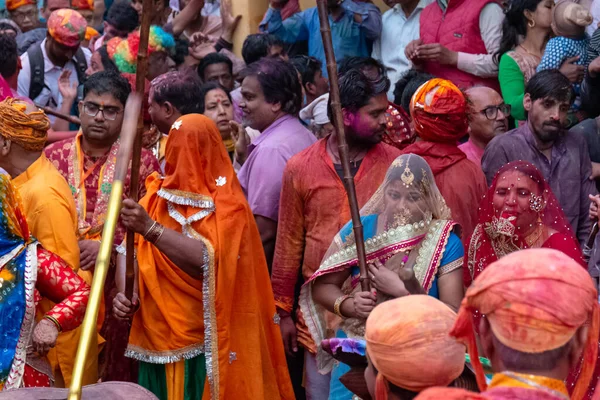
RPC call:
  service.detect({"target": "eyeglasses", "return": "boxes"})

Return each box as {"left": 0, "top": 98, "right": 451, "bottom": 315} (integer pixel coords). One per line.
{"left": 83, "top": 102, "right": 122, "bottom": 121}
{"left": 476, "top": 104, "right": 511, "bottom": 120}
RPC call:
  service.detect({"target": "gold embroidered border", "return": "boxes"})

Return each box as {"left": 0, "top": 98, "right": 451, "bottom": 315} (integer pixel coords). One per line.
{"left": 158, "top": 188, "right": 214, "bottom": 208}
{"left": 438, "top": 257, "right": 464, "bottom": 277}
{"left": 125, "top": 343, "right": 205, "bottom": 364}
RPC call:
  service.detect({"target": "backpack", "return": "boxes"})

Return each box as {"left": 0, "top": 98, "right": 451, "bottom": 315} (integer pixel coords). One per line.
{"left": 26, "top": 42, "right": 88, "bottom": 102}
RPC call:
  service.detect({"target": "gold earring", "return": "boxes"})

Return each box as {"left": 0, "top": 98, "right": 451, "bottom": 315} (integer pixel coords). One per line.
{"left": 528, "top": 19, "right": 536, "bottom": 28}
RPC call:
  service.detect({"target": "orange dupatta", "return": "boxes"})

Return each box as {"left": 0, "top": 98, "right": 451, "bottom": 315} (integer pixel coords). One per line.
{"left": 127, "top": 114, "right": 294, "bottom": 399}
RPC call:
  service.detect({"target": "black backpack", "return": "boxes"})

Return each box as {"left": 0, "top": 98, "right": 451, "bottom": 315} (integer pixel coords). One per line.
{"left": 26, "top": 42, "right": 88, "bottom": 102}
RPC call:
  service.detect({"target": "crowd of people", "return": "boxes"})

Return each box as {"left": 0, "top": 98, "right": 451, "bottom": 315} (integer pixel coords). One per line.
{"left": 1, "top": 0, "right": 600, "bottom": 399}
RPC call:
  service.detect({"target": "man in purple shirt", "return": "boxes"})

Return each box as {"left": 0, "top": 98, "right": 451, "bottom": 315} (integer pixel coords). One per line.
{"left": 237, "top": 57, "right": 317, "bottom": 269}
{"left": 482, "top": 70, "right": 597, "bottom": 246}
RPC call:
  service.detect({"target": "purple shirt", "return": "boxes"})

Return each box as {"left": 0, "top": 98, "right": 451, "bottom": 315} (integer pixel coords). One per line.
{"left": 481, "top": 122, "right": 597, "bottom": 246}
{"left": 238, "top": 115, "right": 317, "bottom": 221}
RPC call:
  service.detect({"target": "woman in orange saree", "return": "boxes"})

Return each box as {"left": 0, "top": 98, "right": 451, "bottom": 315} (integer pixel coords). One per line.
{"left": 112, "top": 114, "right": 294, "bottom": 400}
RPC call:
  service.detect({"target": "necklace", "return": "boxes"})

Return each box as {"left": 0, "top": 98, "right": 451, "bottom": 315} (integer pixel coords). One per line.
{"left": 326, "top": 140, "right": 364, "bottom": 168}
{"left": 524, "top": 223, "right": 544, "bottom": 247}
{"left": 519, "top": 44, "right": 542, "bottom": 59}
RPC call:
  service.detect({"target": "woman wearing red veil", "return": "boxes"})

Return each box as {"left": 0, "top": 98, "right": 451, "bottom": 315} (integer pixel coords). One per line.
{"left": 465, "top": 160, "right": 584, "bottom": 287}
{"left": 465, "top": 161, "right": 599, "bottom": 399}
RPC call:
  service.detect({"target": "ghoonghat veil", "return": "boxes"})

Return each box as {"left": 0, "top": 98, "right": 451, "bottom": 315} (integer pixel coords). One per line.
{"left": 299, "top": 154, "right": 460, "bottom": 373}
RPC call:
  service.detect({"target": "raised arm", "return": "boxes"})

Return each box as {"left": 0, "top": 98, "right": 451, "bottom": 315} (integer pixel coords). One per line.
{"left": 341, "top": 0, "right": 382, "bottom": 41}
{"left": 259, "top": 2, "right": 309, "bottom": 43}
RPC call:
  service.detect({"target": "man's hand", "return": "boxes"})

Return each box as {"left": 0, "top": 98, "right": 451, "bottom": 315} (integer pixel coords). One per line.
{"left": 220, "top": 0, "right": 241, "bottom": 43}
{"left": 415, "top": 43, "right": 458, "bottom": 66}
{"left": 270, "top": 0, "right": 289, "bottom": 9}
{"left": 589, "top": 56, "right": 600, "bottom": 78}
{"left": 188, "top": 32, "right": 217, "bottom": 60}
{"left": 279, "top": 314, "right": 298, "bottom": 356}
{"left": 405, "top": 39, "right": 422, "bottom": 62}
{"left": 79, "top": 240, "right": 101, "bottom": 271}
{"left": 58, "top": 70, "right": 77, "bottom": 102}
{"left": 559, "top": 56, "right": 585, "bottom": 83}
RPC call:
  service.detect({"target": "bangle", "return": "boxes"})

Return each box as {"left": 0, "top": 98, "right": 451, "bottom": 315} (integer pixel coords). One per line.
{"left": 44, "top": 315, "right": 62, "bottom": 332}
{"left": 333, "top": 294, "right": 352, "bottom": 318}
{"left": 144, "top": 221, "right": 165, "bottom": 244}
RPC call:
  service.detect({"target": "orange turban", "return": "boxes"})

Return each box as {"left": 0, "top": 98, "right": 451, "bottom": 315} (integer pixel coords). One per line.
{"left": 47, "top": 9, "right": 87, "bottom": 48}
{"left": 365, "top": 295, "right": 465, "bottom": 399}
{"left": 0, "top": 97, "right": 49, "bottom": 151}
{"left": 410, "top": 78, "right": 468, "bottom": 144}
{"left": 71, "top": 0, "right": 94, "bottom": 10}
{"left": 6, "top": 0, "right": 35, "bottom": 11}
{"left": 450, "top": 248, "right": 599, "bottom": 400}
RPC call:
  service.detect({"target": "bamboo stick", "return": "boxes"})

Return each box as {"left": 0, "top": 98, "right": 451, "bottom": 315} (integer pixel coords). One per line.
{"left": 35, "top": 103, "right": 81, "bottom": 125}
{"left": 67, "top": 94, "right": 142, "bottom": 400}
{"left": 125, "top": 1, "right": 153, "bottom": 299}
{"left": 316, "top": 0, "right": 369, "bottom": 292}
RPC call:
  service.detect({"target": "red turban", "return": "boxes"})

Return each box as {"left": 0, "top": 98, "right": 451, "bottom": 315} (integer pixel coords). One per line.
{"left": 6, "top": 0, "right": 35, "bottom": 11}
{"left": 410, "top": 78, "right": 468, "bottom": 144}
{"left": 450, "top": 248, "right": 599, "bottom": 400}
{"left": 47, "top": 9, "right": 87, "bottom": 48}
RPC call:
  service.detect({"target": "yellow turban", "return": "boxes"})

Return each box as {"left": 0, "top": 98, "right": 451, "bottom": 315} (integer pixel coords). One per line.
{"left": 365, "top": 295, "right": 465, "bottom": 398}
{"left": 0, "top": 98, "right": 49, "bottom": 151}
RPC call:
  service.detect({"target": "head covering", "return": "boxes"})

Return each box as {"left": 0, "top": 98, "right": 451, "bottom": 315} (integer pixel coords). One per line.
{"left": 106, "top": 36, "right": 123, "bottom": 60}
{"left": 366, "top": 295, "right": 465, "bottom": 398}
{"left": 0, "top": 98, "right": 49, "bottom": 151}
{"left": 410, "top": 78, "right": 468, "bottom": 144}
{"left": 451, "top": 248, "right": 599, "bottom": 399}
{"left": 47, "top": 9, "right": 87, "bottom": 48}
{"left": 299, "top": 93, "right": 330, "bottom": 125}
{"left": 552, "top": 0, "right": 592, "bottom": 37}
{"left": 299, "top": 154, "right": 456, "bottom": 374}
{"left": 465, "top": 161, "right": 583, "bottom": 287}
{"left": 113, "top": 25, "right": 175, "bottom": 74}
{"left": 382, "top": 102, "right": 415, "bottom": 150}
{"left": 85, "top": 26, "right": 99, "bottom": 41}
{"left": 129, "top": 114, "right": 294, "bottom": 399}
{"left": 0, "top": 172, "right": 33, "bottom": 390}
{"left": 70, "top": 0, "right": 94, "bottom": 10}
{"left": 5, "top": 0, "right": 34, "bottom": 11}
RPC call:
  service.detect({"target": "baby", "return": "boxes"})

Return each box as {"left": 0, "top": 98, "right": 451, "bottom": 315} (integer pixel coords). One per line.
{"left": 537, "top": 0, "right": 592, "bottom": 112}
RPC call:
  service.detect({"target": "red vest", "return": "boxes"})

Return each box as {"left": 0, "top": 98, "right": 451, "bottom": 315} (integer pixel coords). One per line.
{"left": 419, "top": 0, "right": 500, "bottom": 91}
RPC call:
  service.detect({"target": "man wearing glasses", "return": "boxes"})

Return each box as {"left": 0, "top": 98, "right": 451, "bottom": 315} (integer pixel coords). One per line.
{"left": 44, "top": 70, "right": 160, "bottom": 384}
{"left": 459, "top": 86, "right": 509, "bottom": 168}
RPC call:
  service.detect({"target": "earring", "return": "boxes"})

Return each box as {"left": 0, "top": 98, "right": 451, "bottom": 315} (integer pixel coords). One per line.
{"left": 528, "top": 19, "right": 536, "bottom": 28}
{"left": 529, "top": 194, "right": 545, "bottom": 213}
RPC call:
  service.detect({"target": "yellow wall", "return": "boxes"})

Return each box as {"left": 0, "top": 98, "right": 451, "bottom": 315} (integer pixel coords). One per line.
{"left": 232, "top": 0, "right": 389, "bottom": 56}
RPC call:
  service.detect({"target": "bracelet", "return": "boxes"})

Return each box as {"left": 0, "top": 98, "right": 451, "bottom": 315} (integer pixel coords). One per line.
{"left": 44, "top": 315, "right": 62, "bottom": 332}
{"left": 144, "top": 221, "right": 165, "bottom": 244}
{"left": 333, "top": 294, "right": 352, "bottom": 318}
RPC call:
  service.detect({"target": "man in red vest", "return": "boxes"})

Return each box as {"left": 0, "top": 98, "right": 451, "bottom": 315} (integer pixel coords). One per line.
{"left": 405, "top": 0, "right": 504, "bottom": 91}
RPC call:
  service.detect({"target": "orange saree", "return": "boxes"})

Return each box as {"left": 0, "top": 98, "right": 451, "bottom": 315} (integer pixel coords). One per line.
{"left": 126, "top": 114, "right": 294, "bottom": 399}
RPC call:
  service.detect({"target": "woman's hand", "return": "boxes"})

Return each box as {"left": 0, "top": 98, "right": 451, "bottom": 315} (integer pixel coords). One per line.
{"left": 351, "top": 291, "right": 377, "bottom": 319}
{"left": 58, "top": 70, "right": 77, "bottom": 102}
{"left": 121, "top": 198, "right": 153, "bottom": 235}
{"left": 559, "top": 56, "right": 585, "bottom": 83}
{"left": 113, "top": 292, "right": 139, "bottom": 321}
{"left": 368, "top": 259, "right": 409, "bottom": 298}
{"left": 279, "top": 314, "right": 298, "bottom": 356}
{"left": 32, "top": 319, "right": 59, "bottom": 356}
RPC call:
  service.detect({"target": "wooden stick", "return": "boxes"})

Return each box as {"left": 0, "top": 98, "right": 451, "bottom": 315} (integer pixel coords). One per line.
{"left": 125, "top": 0, "right": 153, "bottom": 299}
{"left": 67, "top": 94, "right": 142, "bottom": 400}
{"left": 316, "top": 0, "right": 369, "bottom": 292}
{"left": 35, "top": 103, "right": 81, "bottom": 125}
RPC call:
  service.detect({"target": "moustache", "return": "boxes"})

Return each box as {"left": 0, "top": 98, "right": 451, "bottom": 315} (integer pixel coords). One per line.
{"left": 543, "top": 120, "right": 563, "bottom": 129}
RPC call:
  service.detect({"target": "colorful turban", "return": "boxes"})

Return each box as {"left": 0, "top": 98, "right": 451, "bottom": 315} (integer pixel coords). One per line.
{"left": 0, "top": 98, "right": 50, "bottom": 151}
{"left": 47, "top": 9, "right": 87, "bottom": 48}
{"left": 450, "top": 248, "right": 599, "bottom": 400}
{"left": 6, "top": 0, "right": 35, "bottom": 12}
{"left": 106, "top": 36, "right": 123, "bottom": 61}
{"left": 70, "top": 0, "right": 94, "bottom": 10}
{"left": 410, "top": 78, "right": 468, "bottom": 144}
{"left": 365, "top": 295, "right": 465, "bottom": 398}
{"left": 113, "top": 26, "right": 175, "bottom": 74}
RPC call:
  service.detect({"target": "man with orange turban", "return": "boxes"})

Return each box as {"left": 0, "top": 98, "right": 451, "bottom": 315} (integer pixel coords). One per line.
{"left": 365, "top": 295, "right": 466, "bottom": 400}
{"left": 0, "top": 98, "right": 99, "bottom": 387}
{"left": 416, "top": 248, "right": 599, "bottom": 400}
{"left": 401, "top": 78, "right": 487, "bottom": 242}
{"left": 6, "top": 0, "right": 40, "bottom": 32}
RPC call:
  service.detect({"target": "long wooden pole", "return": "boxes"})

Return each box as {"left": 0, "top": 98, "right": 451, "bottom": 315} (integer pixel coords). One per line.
{"left": 125, "top": 1, "right": 153, "bottom": 299}
{"left": 67, "top": 94, "right": 142, "bottom": 400}
{"left": 35, "top": 103, "right": 81, "bottom": 125}
{"left": 316, "top": 0, "right": 369, "bottom": 292}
